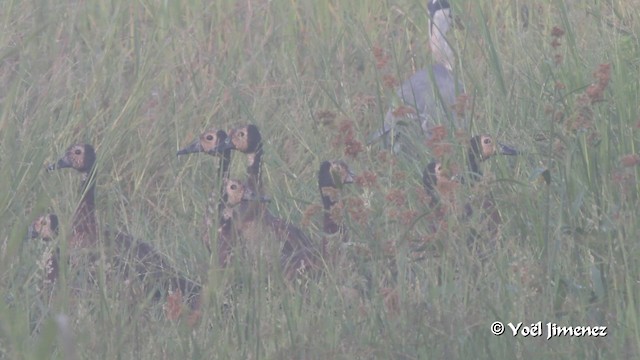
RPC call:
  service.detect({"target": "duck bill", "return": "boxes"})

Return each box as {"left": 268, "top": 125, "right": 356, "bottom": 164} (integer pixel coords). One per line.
{"left": 344, "top": 170, "right": 356, "bottom": 184}
{"left": 241, "top": 187, "right": 256, "bottom": 202}
{"left": 26, "top": 224, "right": 38, "bottom": 240}
{"left": 177, "top": 139, "right": 203, "bottom": 156}
{"left": 46, "top": 157, "right": 73, "bottom": 172}
{"left": 215, "top": 138, "right": 235, "bottom": 153}
{"left": 240, "top": 190, "right": 270, "bottom": 203}
{"left": 342, "top": 172, "right": 356, "bottom": 184}
{"left": 498, "top": 143, "right": 518, "bottom": 156}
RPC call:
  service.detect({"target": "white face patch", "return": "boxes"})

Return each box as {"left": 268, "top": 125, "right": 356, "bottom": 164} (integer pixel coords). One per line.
{"left": 247, "top": 153, "right": 256, "bottom": 167}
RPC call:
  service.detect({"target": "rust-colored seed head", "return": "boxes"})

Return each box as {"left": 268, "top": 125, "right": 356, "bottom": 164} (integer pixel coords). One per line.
{"left": 551, "top": 26, "right": 565, "bottom": 38}
{"left": 355, "top": 170, "right": 378, "bottom": 188}
{"left": 621, "top": 154, "right": 640, "bottom": 167}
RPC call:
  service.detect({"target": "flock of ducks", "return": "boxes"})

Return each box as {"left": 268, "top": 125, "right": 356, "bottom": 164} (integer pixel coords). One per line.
{"left": 27, "top": 0, "right": 519, "bottom": 318}
{"left": 29, "top": 124, "right": 361, "bottom": 314}
{"left": 176, "top": 124, "right": 334, "bottom": 280}
{"left": 29, "top": 127, "right": 517, "bottom": 314}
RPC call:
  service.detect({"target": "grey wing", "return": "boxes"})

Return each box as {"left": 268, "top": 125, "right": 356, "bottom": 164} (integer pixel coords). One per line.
{"left": 370, "top": 64, "right": 461, "bottom": 145}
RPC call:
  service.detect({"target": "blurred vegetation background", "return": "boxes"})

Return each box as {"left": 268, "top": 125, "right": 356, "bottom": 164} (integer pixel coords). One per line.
{"left": 2, "top": 0, "right": 640, "bottom": 358}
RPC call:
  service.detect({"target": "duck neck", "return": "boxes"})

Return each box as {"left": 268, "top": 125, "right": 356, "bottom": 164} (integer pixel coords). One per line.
{"left": 201, "top": 150, "right": 232, "bottom": 255}
{"left": 318, "top": 163, "right": 339, "bottom": 234}
{"left": 215, "top": 149, "right": 232, "bottom": 215}
{"left": 322, "top": 192, "right": 340, "bottom": 235}
{"left": 72, "top": 168, "right": 98, "bottom": 247}
{"left": 219, "top": 149, "right": 232, "bottom": 185}
{"left": 246, "top": 145, "right": 263, "bottom": 194}
{"left": 425, "top": 186, "right": 440, "bottom": 207}
{"left": 216, "top": 207, "right": 234, "bottom": 267}
{"left": 467, "top": 151, "right": 483, "bottom": 183}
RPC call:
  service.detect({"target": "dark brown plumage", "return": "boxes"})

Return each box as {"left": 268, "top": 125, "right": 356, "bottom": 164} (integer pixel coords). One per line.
{"left": 222, "top": 178, "right": 320, "bottom": 281}
{"left": 217, "top": 124, "right": 264, "bottom": 194}
{"left": 463, "top": 135, "right": 517, "bottom": 240}
{"left": 318, "top": 160, "right": 355, "bottom": 260}
{"left": 48, "top": 143, "right": 201, "bottom": 308}
{"left": 47, "top": 144, "right": 98, "bottom": 250}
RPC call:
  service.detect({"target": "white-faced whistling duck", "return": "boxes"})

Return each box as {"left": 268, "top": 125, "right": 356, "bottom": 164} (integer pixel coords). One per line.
{"left": 369, "top": 0, "right": 464, "bottom": 153}
{"left": 28, "top": 213, "right": 60, "bottom": 283}
{"left": 423, "top": 135, "right": 517, "bottom": 254}
{"left": 217, "top": 124, "right": 263, "bottom": 194}
{"left": 464, "top": 135, "right": 517, "bottom": 253}
{"left": 318, "top": 160, "right": 355, "bottom": 259}
{"left": 177, "top": 129, "right": 233, "bottom": 264}
{"left": 28, "top": 213, "right": 60, "bottom": 242}
{"left": 465, "top": 135, "right": 518, "bottom": 183}
{"left": 48, "top": 144, "right": 201, "bottom": 308}
{"left": 422, "top": 161, "right": 452, "bottom": 207}
{"left": 422, "top": 135, "right": 517, "bottom": 189}
{"left": 421, "top": 160, "right": 462, "bottom": 240}
{"left": 47, "top": 144, "right": 98, "bottom": 250}
{"left": 222, "top": 178, "right": 320, "bottom": 281}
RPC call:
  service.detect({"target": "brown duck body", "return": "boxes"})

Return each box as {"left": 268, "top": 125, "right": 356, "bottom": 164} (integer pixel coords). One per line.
{"left": 108, "top": 230, "right": 201, "bottom": 304}
{"left": 421, "top": 161, "right": 455, "bottom": 234}
{"left": 222, "top": 179, "right": 320, "bottom": 280}
{"left": 216, "top": 124, "right": 282, "bottom": 269}
{"left": 318, "top": 160, "right": 355, "bottom": 261}
{"left": 48, "top": 144, "right": 201, "bottom": 308}
{"left": 463, "top": 135, "right": 517, "bottom": 248}
{"left": 214, "top": 125, "right": 322, "bottom": 278}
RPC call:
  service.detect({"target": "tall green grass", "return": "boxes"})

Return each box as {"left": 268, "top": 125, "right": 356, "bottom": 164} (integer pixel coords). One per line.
{"left": 2, "top": 0, "right": 640, "bottom": 358}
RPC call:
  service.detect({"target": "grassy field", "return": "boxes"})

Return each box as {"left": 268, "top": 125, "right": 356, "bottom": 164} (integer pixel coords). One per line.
{"left": 2, "top": 0, "right": 640, "bottom": 358}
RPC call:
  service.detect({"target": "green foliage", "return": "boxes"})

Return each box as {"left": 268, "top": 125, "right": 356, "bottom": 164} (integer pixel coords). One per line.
{"left": 2, "top": 0, "right": 640, "bottom": 358}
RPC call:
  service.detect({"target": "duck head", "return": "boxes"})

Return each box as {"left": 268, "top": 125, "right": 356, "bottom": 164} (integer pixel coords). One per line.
{"left": 467, "top": 135, "right": 518, "bottom": 180}
{"left": 422, "top": 161, "right": 450, "bottom": 193}
{"left": 319, "top": 160, "right": 355, "bottom": 191}
{"left": 27, "top": 214, "right": 59, "bottom": 241}
{"left": 222, "top": 179, "right": 270, "bottom": 207}
{"left": 47, "top": 144, "right": 96, "bottom": 173}
{"left": 177, "top": 129, "right": 229, "bottom": 156}
{"left": 217, "top": 124, "right": 262, "bottom": 154}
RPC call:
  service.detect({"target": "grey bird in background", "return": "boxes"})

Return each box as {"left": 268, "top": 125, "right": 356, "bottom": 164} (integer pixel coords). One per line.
{"left": 369, "top": 0, "right": 465, "bottom": 156}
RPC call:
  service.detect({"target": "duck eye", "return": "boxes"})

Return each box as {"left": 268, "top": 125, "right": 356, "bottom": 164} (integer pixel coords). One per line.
{"left": 230, "top": 184, "right": 237, "bottom": 190}
{"left": 75, "top": 149, "right": 82, "bottom": 155}
{"left": 484, "top": 138, "right": 491, "bottom": 145}
{"left": 239, "top": 131, "right": 245, "bottom": 137}
{"left": 206, "top": 135, "right": 214, "bottom": 141}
